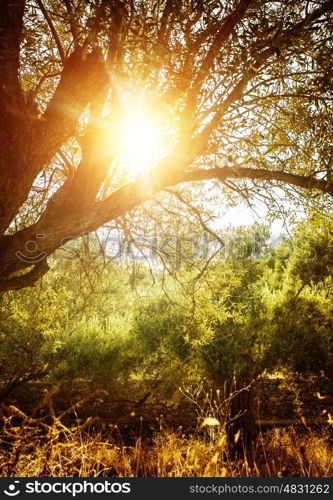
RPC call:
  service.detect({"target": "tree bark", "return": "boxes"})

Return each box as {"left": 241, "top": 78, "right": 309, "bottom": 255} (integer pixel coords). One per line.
{"left": 0, "top": 44, "right": 108, "bottom": 236}
{"left": 226, "top": 379, "right": 257, "bottom": 463}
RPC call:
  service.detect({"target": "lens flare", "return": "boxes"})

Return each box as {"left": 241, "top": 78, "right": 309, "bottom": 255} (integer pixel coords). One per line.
{"left": 117, "top": 111, "right": 161, "bottom": 177}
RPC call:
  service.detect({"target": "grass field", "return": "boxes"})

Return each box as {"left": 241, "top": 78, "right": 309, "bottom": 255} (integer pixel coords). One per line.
{"left": 0, "top": 411, "right": 332, "bottom": 477}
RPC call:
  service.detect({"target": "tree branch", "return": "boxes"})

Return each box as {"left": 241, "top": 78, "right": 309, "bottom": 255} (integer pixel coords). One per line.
{"left": 191, "top": 0, "right": 333, "bottom": 157}
{"left": 190, "top": 0, "right": 253, "bottom": 97}
{"left": 179, "top": 167, "right": 333, "bottom": 197}
{"left": 180, "top": 0, "right": 253, "bottom": 143}
{"left": 0, "top": 0, "right": 25, "bottom": 103}
{"left": 63, "top": 0, "right": 80, "bottom": 47}
{"left": 35, "top": 46, "right": 108, "bottom": 167}
{"left": 0, "top": 259, "right": 49, "bottom": 291}
{"left": 36, "top": 0, "right": 66, "bottom": 63}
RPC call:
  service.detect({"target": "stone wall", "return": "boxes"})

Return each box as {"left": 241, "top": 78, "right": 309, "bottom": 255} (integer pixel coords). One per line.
{"left": 6, "top": 374, "right": 333, "bottom": 428}
{"left": 253, "top": 374, "right": 333, "bottom": 422}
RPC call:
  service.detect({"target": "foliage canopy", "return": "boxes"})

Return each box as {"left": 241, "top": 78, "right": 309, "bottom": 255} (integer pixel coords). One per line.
{"left": 0, "top": 0, "right": 332, "bottom": 290}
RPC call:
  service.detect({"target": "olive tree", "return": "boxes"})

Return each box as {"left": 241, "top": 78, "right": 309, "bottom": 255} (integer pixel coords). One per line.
{"left": 0, "top": 0, "right": 332, "bottom": 291}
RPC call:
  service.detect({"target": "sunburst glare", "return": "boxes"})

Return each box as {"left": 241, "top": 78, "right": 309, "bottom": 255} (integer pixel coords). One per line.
{"left": 120, "top": 113, "right": 160, "bottom": 175}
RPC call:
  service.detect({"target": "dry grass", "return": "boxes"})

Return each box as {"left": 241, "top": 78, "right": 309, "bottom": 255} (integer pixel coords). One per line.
{"left": 258, "top": 427, "right": 333, "bottom": 477}
{"left": 0, "top": 418, "right": 332, "bottom": 477}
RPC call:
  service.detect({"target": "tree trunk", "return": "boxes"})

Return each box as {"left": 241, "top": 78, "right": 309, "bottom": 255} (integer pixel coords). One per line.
{"left": 226, "top": 378, "right": 257, "bottom": 463}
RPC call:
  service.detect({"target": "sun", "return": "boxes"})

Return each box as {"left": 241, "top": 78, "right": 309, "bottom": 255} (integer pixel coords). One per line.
{"left": 104, "top": 101, "right": 176, "bottom": 179}
{"left": 120, "top": 112, "right": 161, "bottom": 176}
